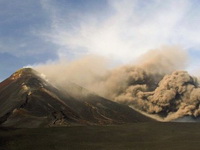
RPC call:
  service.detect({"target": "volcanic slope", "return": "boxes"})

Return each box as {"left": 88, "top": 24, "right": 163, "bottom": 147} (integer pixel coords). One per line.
{"left": 0, "top": 68, "right": 154, "bottom": 128}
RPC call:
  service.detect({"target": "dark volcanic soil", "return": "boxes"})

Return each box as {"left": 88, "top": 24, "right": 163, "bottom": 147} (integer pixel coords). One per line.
{"left": 1, "top": 122, "right": 200, "bottom": 150}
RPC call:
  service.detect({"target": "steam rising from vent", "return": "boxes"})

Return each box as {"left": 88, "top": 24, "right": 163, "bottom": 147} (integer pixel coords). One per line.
{"left": 34, "top": 46, "right": 200, "bottom": 121}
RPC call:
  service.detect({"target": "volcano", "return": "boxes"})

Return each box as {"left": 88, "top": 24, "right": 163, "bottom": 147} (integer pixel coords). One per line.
{"left": 0, "top": 68, "right": 154, "bottom": 128}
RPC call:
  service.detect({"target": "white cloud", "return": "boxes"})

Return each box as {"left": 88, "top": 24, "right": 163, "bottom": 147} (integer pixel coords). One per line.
{"left": 40, "top": 0, "right": 200, "bottom": 63}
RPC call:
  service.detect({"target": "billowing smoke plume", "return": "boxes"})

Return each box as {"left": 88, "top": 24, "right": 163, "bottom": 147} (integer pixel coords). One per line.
{"left": 35, "top": 55, "right": 108, "bottom": 87}
{"left": 34, "top": 46, "right": 200, "bottom": 121}
{"left": 114, "top": 70, "right": 200, "bottom": 121}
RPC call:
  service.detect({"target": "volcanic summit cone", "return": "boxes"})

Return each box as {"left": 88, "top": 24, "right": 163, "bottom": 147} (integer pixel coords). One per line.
{"left": 0, "top": 68, "right": 154, "bottom": 128}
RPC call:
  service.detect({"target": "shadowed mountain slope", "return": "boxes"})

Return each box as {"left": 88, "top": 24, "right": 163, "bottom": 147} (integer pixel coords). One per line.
{"left": 0, "top": 68, "right": 154, "bottom": 128}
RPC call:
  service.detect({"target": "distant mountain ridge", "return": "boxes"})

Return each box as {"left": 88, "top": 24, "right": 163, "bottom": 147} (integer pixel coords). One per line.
{"left": 0, "top": 68, "right": 154, "bottom": 128}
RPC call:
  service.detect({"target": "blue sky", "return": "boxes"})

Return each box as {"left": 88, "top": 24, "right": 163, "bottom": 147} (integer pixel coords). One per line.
{"left": 1, "top": 0, "right": 200, "bottom": 80}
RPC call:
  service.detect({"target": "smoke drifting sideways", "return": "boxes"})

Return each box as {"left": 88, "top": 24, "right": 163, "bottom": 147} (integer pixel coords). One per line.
{"left": 35, "top": 46, "right": 200, "bottom": 121}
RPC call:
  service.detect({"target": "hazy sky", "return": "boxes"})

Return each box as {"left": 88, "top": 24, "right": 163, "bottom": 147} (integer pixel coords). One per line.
{"left": 1, "top": 0, "right": 200, "bottom": 80}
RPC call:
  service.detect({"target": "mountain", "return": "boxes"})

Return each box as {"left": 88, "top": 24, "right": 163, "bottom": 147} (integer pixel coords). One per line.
{"left": 0, "top": 68, "right": 154, "bottom": 128}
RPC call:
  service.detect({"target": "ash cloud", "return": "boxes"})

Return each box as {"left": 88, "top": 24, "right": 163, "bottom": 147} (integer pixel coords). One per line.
{"left": 34, "top": 46, "right": 200, "bottom": 121}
